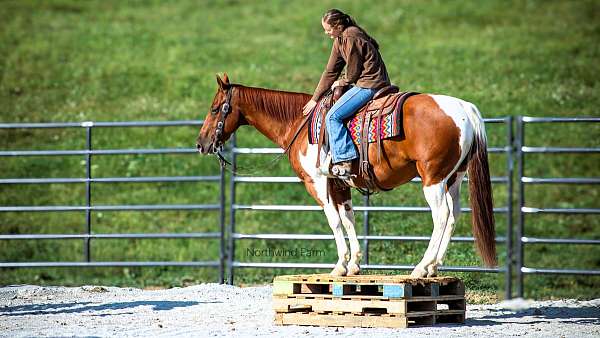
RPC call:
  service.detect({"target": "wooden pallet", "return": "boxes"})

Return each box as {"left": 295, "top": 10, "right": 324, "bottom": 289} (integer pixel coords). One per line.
{"left": 273, "top": 274, "right": 465, "bottom": 328}
{"left": 274, "top": 311, "right": 466, "bottom": 328}
{"left": 273, "top": 274, "right": 464, "bottom": 298}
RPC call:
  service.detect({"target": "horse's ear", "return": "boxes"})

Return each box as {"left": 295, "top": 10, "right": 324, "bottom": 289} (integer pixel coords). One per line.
{"left": 216, "top": 73, "right": 230, "bottom": 90}
{"left": 216, "top": 74, "right": 224, "bottom": 89}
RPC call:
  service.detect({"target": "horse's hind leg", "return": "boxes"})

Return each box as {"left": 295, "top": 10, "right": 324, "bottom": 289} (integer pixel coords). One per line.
{"left": 331, "top": 186, "right": 361, "bottom": 275}
{"left": 430, "top": 171, "right": 466, "bottom": 276}
{"left": 411, "top": 180, "right": 451, "bottom": 278}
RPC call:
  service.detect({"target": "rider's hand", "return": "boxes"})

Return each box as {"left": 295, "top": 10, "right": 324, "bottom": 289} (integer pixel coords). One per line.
{"left": 302, "top": 99, "right": 317, "bottom": 116}
{"left": 331, "top": 80, "right": 341, "bottom": 90}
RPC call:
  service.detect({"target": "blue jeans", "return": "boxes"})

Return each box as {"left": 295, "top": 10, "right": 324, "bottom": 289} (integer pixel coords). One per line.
{"left": 326, "top": 86, "right": 377, "bottom": 163}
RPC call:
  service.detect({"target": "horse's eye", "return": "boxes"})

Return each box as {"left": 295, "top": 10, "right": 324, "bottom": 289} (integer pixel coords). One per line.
{"left": 211, "top": 107, "right": 219, "bottom": 115}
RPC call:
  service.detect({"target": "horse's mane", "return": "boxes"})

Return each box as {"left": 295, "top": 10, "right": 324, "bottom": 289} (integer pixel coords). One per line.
{"left": 235, "top": 85, "right": 311, "bottom": 123}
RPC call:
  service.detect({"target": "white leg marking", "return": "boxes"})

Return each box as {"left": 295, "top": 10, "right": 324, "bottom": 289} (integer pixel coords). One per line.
{"left": 433, "top": 171, "right": 466, "bottom": 271}
{"left": 299, "top": 144, "right": 348, "bottom": 276}
{"left": 338, "top": 199, "right": 361, "bottom": 275}
{"left": 324, "top": 202, "right": 349, "bottom": 276}
{"left": 412, "top": 182, "right": 450, "bottom": 278}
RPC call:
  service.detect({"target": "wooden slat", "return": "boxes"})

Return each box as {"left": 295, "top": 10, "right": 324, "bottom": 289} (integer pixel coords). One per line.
{"left": 272, "top": 281, "right": 299, "bottom": 295}
{"left": 275, "top": 312, "right": 410, "bottom": 328}
{"left": 273, "top": 296, "right": 408, "bottom": 314}
{"left": 282, "top": 294, "right": 465, "bottom": 302}
{"left": 408, "top": 295, "right": 464, "bottom": 302}
{"left": 274, "top": 274, "right": 459, "bottom": 285}
{"left": 274, "top": 310, "right": 451, "bottom": 328}
{"left": 437, "top": 309, "right": 466, "bottom": 315}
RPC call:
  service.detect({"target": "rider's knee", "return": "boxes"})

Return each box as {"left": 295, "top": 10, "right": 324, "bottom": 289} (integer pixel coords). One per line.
{"left": 326, "top": 109, "right": 344, "bottom": 123}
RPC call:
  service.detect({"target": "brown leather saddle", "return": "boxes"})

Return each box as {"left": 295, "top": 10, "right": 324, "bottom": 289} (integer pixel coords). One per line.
{"left": 316, "top": 85, "right": 419, "bottom": 194}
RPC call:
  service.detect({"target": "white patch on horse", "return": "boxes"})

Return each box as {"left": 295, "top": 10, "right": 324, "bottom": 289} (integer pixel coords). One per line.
{"left": 298, "top": 143, "right": 329, "bottom": 202}
{"left": 430, "top": 94, "right": 475, "bottom": 176}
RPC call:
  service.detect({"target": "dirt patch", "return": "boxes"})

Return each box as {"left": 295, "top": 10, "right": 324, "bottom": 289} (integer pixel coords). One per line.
{"left": 1, "top": 284, "right": 598, "bottom": 337}
{"left": 466, "top": 290, "right": 499, "bottom": 304}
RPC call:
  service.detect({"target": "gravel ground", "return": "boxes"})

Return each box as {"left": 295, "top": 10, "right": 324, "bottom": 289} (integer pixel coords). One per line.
{"left": 0, "top": 284, "right": 598, "bottom": 337}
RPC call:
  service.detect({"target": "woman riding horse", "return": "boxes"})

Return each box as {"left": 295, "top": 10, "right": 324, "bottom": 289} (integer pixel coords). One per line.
{"left": 196, "top": 11, "right": 496, "bottom": 278}
{"left": 302, "top": 9, "right": 391, "bottom": 178}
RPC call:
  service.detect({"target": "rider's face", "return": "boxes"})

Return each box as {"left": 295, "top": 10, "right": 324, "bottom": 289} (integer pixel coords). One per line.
{"left": 322, "top": 20, "right": 343, "bottom": 39}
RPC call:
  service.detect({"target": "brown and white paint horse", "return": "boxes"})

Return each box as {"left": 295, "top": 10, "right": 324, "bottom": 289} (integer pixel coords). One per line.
{"left": 197, "top": 74, "right": 496, "bottom": 278}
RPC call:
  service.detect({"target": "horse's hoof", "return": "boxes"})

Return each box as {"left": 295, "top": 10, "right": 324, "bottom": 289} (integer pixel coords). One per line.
{"left": 330, "top": 265, "right": 347, "bottom": 277}
{"left": 346, "top": 263, "right": 360, "bottom": 276}
{"left": 426, "top": 265, "right": 438, "bottom": 277}
{"left": 410, "top": 267, "right": 427, "bottom": 278}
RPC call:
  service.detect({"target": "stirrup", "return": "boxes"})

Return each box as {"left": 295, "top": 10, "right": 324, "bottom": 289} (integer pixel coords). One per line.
{"left": 318, "top": 153, "right": 333, "bottom": 177}
{"left": 331, "top": 161, "right": 353, "bottom": 178}
{"left": 318, "top": 153, "right": 356, "bottom": 179}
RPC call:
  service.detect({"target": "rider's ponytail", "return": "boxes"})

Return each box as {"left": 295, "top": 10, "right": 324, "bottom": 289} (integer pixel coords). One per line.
{"left": 322, "top": 9, "right": 380, "bottom": 50}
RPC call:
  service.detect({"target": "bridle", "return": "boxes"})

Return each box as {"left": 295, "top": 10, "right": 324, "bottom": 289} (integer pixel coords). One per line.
{"left": 207, "top": 86, "right": 235, "bottom": 166}
{"left": 208, "top": 84, "right": 312, "bottom": 171}
{"left": 211, "top": 86, "right": 234, "bottom": 151}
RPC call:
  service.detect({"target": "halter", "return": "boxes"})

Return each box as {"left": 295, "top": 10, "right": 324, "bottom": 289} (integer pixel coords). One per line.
{"left": 206, "top": 86, "right": 234, "bottom": 167}
{"left": 213, "top": 86, "right": 234, "bottom": 150}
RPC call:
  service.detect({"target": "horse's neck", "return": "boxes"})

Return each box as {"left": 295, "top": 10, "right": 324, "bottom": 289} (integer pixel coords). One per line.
{"left": 237, "top": 86, "right": 308, "bottom": 149}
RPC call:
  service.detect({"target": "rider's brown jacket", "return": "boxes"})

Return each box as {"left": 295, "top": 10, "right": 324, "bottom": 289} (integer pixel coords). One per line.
{"left": 312, "top": 26, "right": 391, "bottom": 101}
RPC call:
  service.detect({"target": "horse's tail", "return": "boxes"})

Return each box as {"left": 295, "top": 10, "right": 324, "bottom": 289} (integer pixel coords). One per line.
{"left": 465, "top": 103, "right": 497, "bottom": 267}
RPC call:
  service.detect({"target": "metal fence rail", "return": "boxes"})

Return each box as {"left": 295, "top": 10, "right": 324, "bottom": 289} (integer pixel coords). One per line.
{"left": 0, "top": 121, "right": 226, "bottom": 283}
{"left": 516, "top": 116, "right": 600, "bottom": 297}
{"left": 227, "top": 117, "right": 515, "bottom": 299}
{"left": 2, "top": 116, "right": 599, "bottom": 298}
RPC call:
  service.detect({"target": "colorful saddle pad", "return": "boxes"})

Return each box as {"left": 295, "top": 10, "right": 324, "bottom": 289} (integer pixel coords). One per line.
{"left": 308, "top": 91, "right": 414, "bottom": 146}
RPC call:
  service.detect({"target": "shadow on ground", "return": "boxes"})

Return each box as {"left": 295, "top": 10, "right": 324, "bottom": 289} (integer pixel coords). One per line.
{"left": 1, "top": 300, "right": 221, "bottom": 316}
{"left": 465, "top": 305, "right": 600, "bottom": 326}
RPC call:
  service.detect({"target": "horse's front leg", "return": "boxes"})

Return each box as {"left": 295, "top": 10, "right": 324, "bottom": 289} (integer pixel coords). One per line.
{"left": 322, "top": 203, "right": 349, "bottom": 276}
{"left": 331, "top": 186, "right": 361, "bottom": 276}
{"left": 297, "top": 144, "right": 352, "bottom": 276}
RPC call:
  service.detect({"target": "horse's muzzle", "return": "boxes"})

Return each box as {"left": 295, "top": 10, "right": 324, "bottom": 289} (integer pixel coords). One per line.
{"left": 196, "top": 140, "right": 221, "bottom": 155}
{"left": 196, "top": 140, "right": 211, "bottom": 155}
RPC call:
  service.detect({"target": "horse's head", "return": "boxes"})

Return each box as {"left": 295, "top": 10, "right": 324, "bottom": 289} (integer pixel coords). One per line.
{"left": 196, "top": 73, "right": 246, "bottom": 154}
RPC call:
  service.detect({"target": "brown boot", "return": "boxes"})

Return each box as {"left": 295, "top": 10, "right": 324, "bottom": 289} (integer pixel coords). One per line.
{"left": 331, "top": 161, "right": 353, "bottom": 177}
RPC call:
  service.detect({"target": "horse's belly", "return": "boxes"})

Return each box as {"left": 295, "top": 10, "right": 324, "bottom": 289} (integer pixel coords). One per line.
{"left": 371, "top": 140, "right": 418, "bottom": 188}
{"left": 376, "top": 161, "right": 418, "bottom": 188}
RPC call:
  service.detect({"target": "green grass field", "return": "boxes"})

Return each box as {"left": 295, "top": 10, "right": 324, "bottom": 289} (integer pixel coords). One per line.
{"left": 1, "top": 0, "right": 599, "bottom": 300}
